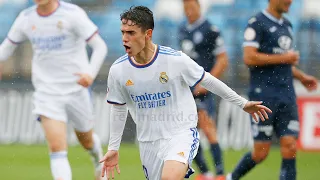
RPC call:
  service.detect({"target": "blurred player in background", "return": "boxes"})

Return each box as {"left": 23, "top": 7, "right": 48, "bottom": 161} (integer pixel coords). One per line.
{"left": 0, "top": 0, "right": 108, "bottom": 179}
{"left": 99, "top": 6, "right": 271, "bottom": 180}
{"left": 227, "top": 0, "right": 318, "bottom": 180}
{"left": 179, "top": 0, "right": 228, "bottom": 179}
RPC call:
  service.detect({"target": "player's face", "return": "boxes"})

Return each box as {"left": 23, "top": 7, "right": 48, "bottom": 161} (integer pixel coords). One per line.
{"left": 274, "top": 0, "right": 292, "bottom": 13}
{"left": 121, "top": 19, "right": 149, "bottom": 56}
{"left": 34, "top": 0, "right": 50, "bottom": 5}
{"left": 183, "top": 0, "right": 201, "bottom": 23}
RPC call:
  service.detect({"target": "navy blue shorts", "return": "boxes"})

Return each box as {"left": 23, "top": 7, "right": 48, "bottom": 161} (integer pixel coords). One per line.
{"left": 194, "top": 93, "right": 215, "bottom": 118}
{"left": 249, "top": 97, "right": 300, "bottom": 141}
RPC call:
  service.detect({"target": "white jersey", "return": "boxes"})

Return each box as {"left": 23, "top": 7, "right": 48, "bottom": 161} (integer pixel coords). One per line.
{"left": 107, "top": 45, "right": 205, "bottom": 141}
{"left": 7, "top": 1, "right": 98, "bottom": 95}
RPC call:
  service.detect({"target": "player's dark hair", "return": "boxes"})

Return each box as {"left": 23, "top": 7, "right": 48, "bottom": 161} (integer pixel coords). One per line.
{"left": 120, "top": 6, "right": 154, "bottom": 31}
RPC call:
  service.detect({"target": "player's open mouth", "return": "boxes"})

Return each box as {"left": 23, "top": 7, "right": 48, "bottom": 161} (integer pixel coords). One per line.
{"left": 124, "top": 45, "right": 131, "bottom": 52}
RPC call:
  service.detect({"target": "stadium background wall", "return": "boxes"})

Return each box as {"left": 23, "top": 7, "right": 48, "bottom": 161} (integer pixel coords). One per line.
{"left": 1, "top": 82, "right": 319, "bottom": 151}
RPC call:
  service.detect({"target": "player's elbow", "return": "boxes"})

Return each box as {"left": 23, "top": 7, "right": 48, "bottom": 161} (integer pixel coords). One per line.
{"left": 243, "top": 52, "right": 257, "bottom": 66}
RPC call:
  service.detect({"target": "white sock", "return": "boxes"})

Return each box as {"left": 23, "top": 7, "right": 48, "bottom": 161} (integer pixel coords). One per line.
{"left": 88, "top": 133, "right": 103, "bottom": 169}
{"left": 50, "top": 151, "right": 72, "bottom": 180}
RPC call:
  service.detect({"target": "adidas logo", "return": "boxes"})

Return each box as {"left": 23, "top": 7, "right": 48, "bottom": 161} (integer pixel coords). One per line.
{"left": 126, "top": 79, "right": 134, "bottom": 86}
{"left": 177, "top": 152, "right": 184, "bottom": 157}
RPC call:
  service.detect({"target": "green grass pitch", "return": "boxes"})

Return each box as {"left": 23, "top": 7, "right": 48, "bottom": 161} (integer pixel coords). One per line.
{"left": 1, "top": 144, "right": 320, "bottom": 180}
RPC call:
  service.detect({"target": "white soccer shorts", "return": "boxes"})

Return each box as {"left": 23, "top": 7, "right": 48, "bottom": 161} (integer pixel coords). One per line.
{"left": 138, "top": 127, "right": 200, "bottom": 180}
{"left": 32, "top": 88, "right": 94, "bottom": 132}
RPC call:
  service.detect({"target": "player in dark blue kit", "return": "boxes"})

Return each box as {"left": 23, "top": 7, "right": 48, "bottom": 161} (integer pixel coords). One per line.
{"left": 227, "top": 0, "right": 318, "bottom": 180}
{"left": 179, "top": 0, "right": 229, "bottom": 179}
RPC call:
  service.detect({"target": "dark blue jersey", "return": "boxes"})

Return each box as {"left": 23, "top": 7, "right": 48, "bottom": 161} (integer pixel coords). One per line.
{"left": 178, "top": 18, "right": 225, "bottom": 72}
{"left": 244, "top": 10, "right": 295, "bottom": 101}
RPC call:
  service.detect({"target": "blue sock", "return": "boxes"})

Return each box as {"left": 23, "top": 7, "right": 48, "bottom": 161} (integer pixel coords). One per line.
{"left": 210, "top": 143, "right": 224, "bottom": 175}
{"left": 231, "top": 152, "right": 256, "bottom": 180}
{"left": 194, "top": 145, "right": 209, "bottom": 173}
{"left": 280, "top": 158, "right": 296, "bottom": 180}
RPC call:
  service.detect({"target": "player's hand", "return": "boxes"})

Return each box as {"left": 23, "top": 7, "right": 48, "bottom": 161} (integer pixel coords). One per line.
{"left": 301, "top": 74, "right": 318, "bottom": 91}
{"left": 193, "top": 85, "right": 207, "bottom": 97}
{"left": 99, "top": 150, "right": 120, "bottom": 179}
{"left": 243, "top": 101, "right": 272, "bottom": 122}
{"left": 285, "top": 50, "right": 299, "bottom": 65}
{"left": 75, "top": 73, "right": 93, "bottom": 88}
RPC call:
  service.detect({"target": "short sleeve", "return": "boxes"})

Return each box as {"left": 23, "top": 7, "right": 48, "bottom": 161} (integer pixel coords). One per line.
{"left": 73, "top": 8, "right": 98, "bottom": 41}
{"left": 243, "top": 17, "right": 262, "bottom": 48}
{"left": 180, "top": 53, "right": 205, "bottom": 87}
{"left": 106, "top": 69, "right": 126, "bottom": 105}
{"left": 7, "top": 12, "right": 27, "bottom": 44}
{"left": 211, "top": 26, "right": 226, "bottom": 56}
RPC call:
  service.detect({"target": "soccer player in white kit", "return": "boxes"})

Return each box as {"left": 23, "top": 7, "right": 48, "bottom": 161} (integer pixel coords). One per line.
{"left": 0, "top": 0, "right": 108, "bottom": 179}
{"left": 99, "top": 6, "right": 272, "bottom": 180}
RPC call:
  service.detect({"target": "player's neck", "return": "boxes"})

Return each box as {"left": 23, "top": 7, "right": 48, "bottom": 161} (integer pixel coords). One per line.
{"left": 134, "top": 42, "right": 156, "bottom": 65}
{"left": 266, "top": 6, "right": 282, "bottom": 19}
{"left": 188, "top": 14, "right": 201, "bottom": 24}
{"left": 37, "top": 0, "right": 59, "bottom": 16}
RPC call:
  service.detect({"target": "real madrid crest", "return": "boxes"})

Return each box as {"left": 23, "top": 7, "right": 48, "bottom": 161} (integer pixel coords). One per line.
{"left": 159, "top": 72, "right": 169, "bottom": 84}
{"left": 57, "top": 21, "right": 63, "bottom": 30}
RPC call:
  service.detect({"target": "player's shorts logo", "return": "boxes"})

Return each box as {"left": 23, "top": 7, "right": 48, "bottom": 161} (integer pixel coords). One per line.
{"left": 177, "top": 151, "right": 185, "bottom": 157}
{"left": 159, "top": 72, "right": 169, "bottom": 84}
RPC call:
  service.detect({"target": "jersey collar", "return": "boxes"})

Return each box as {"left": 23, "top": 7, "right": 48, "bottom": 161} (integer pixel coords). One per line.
{"left": 262, "top": 10, "right": 284, "bottom": 25}
{"left": 129, "top": 45, "right": 159, "bottom": 68}
{"left": 186, "top": 16, "right": 206, "bottom": 31}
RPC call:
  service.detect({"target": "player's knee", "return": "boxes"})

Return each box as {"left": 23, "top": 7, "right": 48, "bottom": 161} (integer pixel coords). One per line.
{"left": 78, "top": 135, "right": 93, "bottom": 149}
{"left": 252, "top": 149, "right": 269, "bottom": 163}
{"left": 48, "top": 140, "right": 66, "bottom": 152}
{"left": 281, "top": 141, "right": 297, "bottom": 158}
{"left": 161, "top": 174, "right": 178, "bottom": 180}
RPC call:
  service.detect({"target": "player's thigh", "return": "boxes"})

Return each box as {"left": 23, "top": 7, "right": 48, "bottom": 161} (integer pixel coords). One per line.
{"left": 163, "top": 128, "right": 200, "bottom": 179}
{"left": 274, "top": 101, "right": 299, "bottom": 139}
{"left": 41, "top": 115, "right": 68, "bottom": 152}
{"left": 33, "top": 92, "right": 68, "bottom": 151}
{"left": 161, "top": 160, "right": 188, "bottom": 180}
{"left": 139, "top": 141, "right": 164, "bottom": 180}
{"left": 66, "top": 89, "right": 94, "bottom": 132}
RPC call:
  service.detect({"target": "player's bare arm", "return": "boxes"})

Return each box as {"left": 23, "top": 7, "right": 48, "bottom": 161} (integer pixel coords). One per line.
{"left": 243, "top": 46, "right": 299, "bottom": 66}
{"left": 292, "top": 66, "right": 318, "bottom": 91}
{"left": 210, "top": 52, "right": 229, "bottom": 78}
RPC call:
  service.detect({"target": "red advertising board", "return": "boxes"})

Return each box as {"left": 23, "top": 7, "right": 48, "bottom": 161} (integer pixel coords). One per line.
{"left": 297, "top": 97, "right": 320, "bottom": 151}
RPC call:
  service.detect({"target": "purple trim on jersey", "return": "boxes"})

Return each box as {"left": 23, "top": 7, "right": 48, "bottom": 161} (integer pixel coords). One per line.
{"left": 107, "top": 100, "right": 126, "bottom": 105}
{"left": 37, "top": 1, "right": 60, "bottom": 17}
{"left": 128, "top": 45, "right": 159, "bottom": 68}
{"left": 7, "top": 37, "right": 21, "bottom": 45}
{"left": 185, "top": 127, "right": 199, "bottom": 178}
{"left": 191, "top": 70, "right": 205, "bottom": 88}
{"left": 86, "top": 30, "right": 99, "bottom": 42}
